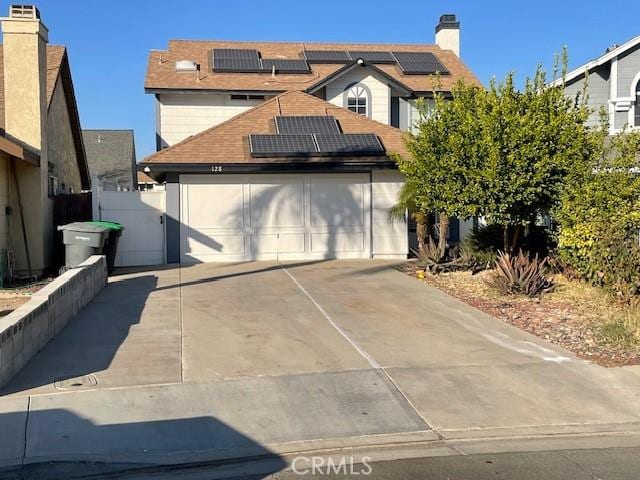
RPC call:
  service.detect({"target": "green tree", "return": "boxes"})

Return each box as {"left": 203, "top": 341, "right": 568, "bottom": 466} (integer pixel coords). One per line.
{"left": 389, "top": 181, "right": 431, "bottom": 256}
{"left": 477, "top": 67, "right": 594, "bottom": 251}
{"left": 396, "top": 80, "right": 486, "bottom": 257}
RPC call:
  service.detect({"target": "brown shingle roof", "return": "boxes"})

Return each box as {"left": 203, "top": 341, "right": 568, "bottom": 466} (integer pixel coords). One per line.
{"left": 145, "top": 40, "right": 480, "bottom": 93}
{"left": 143, "top": 90, "right": 408, "bottom": 165}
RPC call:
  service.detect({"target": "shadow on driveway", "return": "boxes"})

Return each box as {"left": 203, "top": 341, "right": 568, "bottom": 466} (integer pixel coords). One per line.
{"left": 0, "top": 409, "right": 286, "bottom": 479}
{"left": 1, "top": 274, "right": 159, "bottom": 396}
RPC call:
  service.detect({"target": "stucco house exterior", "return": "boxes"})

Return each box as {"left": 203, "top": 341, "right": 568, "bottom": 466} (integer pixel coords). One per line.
{"left": 555, "top": 34, "right": 640, "bottom": 134}
{"left": 142, "top": 14, "right": 479, "bottom": 263}
{"left": 0, "top": 5, "right": 90, "bottom": 276}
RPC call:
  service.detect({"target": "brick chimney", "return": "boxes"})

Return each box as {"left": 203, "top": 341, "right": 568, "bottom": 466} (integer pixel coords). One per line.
{"left": 1, "top": 5, "right": 48, "bottom": 153}
{"left": 435, "top": 14, "right": 460, "bottom": 57}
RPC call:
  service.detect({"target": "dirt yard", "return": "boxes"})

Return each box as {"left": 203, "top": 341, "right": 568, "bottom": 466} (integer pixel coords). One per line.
{"left": 399, "top": 262, "right": 640, "bottom": 367}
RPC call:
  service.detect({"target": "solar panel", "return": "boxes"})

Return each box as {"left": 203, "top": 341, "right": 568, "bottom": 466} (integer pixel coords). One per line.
{"left": 213, "top": 48, "right": 260, "bottom": 60}
{"left": 348, "top": 51, "right": 396, "bottom": 63}
{"left": 392, "top": 52, "right": 449, "bottom": 74}
{"left": 249, "top": 134, "right": 317, "bottom": 157}
{"left": 315, "top": 134, "right": 385, "bottom": 155}
{"left": 303, "top": 50, "right": 352, "bottom": 63}
{"left": 213, "top": 57, "right": 261, "bottom": 72}
{"left": 261, "top": 59, "right": 310, "bottom": 73}
{"left": 275, "top": 116, "right": 340, "bottom": 135}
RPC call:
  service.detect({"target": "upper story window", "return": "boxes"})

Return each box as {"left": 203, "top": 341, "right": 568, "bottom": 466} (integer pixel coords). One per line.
{"left": 230, "top": 94, "right": 265, "bottom": 101}
{"left": 344, "top": 84, "right": 369, "bottom": 117}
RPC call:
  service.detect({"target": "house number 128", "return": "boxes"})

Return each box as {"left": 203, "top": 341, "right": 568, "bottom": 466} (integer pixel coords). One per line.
{"left": 211, "top": 166, "right": 223, "bottom": 172}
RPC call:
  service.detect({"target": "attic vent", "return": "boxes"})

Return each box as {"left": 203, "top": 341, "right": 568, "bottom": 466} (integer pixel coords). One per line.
{"left": 175, "top": 60, "right": 198, "bottom": 72}
{"left": 9, "top": 4, "right": 40, "bottom": 19}
{"left": 606, "top": 44, "right": 620, "bottom": 53}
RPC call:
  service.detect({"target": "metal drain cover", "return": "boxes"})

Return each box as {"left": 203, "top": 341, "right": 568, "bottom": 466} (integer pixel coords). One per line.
{"left": 54, "top": 374, "right": 97, "bottom": 390}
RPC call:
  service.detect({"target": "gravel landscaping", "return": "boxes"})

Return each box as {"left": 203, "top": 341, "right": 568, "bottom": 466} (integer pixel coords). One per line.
{"left": 399, "top": 262, "right": 640, "bottom": 367}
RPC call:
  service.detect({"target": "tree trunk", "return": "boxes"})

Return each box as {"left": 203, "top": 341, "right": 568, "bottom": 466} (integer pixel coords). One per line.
{"left": 503, "top": 225, "right": 509, "bottom": 253}
{"left": 438, "top": 213, "right": 449, "bottom": 258}
{"left": 511, "top": 224, "right": 522, "bottom": 254}
{"left": 414, "top": 212, "right": 427, "bottom": 257}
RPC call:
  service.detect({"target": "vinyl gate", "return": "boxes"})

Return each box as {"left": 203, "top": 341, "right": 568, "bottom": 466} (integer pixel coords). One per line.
{"left": 93, "top": 189, "right": 166, "bottom": 267}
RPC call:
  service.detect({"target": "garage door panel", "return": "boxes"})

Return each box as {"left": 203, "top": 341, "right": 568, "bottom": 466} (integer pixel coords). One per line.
{"left": 311, "top": 231, "right": 365, "bottom": 253}
{"left": 186, "top": 184, "right": 244, "bottom": 229}
{"left": 249, "top": 181, "right": 304, "bottom": 228}
{"left": 252, "top": 233, "right": 305, "bottom": 254}
{"left": 185, "top": 232, "right": 246, "bottom": 255}
{"left": 310, "top": 180, "right": 364, "bottom": 228}
{"left": 181, "top": 174, "right": 370, "bottom": 262}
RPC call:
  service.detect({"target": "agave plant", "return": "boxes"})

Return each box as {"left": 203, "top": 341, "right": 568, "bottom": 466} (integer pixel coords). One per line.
{"left": 491, "top": 250, "right": 555, "bottom": 297}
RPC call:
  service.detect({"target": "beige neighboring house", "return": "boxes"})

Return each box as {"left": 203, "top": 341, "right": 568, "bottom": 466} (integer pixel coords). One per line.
{"left": 0, "top": 5, "right": 90, "bottom": 277}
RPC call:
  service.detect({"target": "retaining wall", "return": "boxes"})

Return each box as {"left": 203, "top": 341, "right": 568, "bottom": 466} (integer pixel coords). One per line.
{"left": 0, "top": 255, "right": 107, "bottom": 388}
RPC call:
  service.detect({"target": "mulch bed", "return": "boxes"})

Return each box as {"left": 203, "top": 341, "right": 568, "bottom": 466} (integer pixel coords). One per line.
{"left": 397, "top": 262, "right": 640, "bottom": 367}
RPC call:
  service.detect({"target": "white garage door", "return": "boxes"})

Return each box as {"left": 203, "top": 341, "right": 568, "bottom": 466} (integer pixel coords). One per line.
{"left": 180, "top": 174, "right": 371, "bottom": 263}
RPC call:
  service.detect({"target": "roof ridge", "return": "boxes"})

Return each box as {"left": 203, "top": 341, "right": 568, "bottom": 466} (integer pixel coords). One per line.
{"left": 167, "top": 39, "right": 439, "bottom": 48}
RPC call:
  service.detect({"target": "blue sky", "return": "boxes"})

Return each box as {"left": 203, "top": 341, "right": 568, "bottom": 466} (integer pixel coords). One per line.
{"left": 22, "top": 1, "right": 638, "bottom": 159}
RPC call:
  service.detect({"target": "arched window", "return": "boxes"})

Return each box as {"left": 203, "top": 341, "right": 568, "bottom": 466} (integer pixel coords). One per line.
{"left": 344, "top": 83, "right": 370, "bottom": 116}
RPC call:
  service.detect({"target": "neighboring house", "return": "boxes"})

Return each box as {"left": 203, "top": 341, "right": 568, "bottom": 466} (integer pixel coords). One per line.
{"left": 83, "top": 129, "right": 136, "bottom": 191}
{"left": 554, "top": 34, "right": 640, "bottom": 134}
{"left": 0, "top": 5, "right": 90, "bottom": 276}
{"left": 142, "top": 14, "right": 479, "bottom": 263}
{"left": 137, "top": 170, "right": 164, "bottom": 191}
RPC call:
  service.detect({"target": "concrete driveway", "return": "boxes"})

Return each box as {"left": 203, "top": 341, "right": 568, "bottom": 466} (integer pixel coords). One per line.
{"left": 3, "top": 260, "right": 640, "bottom": 468}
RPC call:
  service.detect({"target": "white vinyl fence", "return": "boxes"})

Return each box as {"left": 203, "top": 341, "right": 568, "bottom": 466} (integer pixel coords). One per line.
{"left": 92, "top": 188, "right": 166, "bottom": 267}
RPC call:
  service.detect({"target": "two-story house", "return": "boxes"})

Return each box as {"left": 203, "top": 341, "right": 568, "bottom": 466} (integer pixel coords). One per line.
{"left": 557, "top": 34, "right": 640, "bottom": 134}
{"left": 142, "top": 15, "right": 480, "bottom": 264}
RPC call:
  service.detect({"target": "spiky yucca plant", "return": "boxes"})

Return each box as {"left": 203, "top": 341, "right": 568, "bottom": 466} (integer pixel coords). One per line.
{"left": 491, "top": 250, "right": 555, "bottom": 297}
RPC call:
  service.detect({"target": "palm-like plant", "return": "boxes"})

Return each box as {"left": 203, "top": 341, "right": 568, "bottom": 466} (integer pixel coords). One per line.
{"left": 390, "top": 181, "right": 430, "bottom": 257}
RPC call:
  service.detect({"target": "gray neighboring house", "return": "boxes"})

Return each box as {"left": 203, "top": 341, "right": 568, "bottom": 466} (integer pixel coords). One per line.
{"left": 82, "top": 129, "right": 136, "bottom": 191}
{"left": 553, "top": 34, "right": 640, "bottom": 134}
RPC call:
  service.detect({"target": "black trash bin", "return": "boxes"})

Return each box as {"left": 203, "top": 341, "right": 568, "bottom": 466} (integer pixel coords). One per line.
{"left": 57, "top": 222, "right": 111, "bottom": 269}
{"left": 87, "top": 221, "right": 124, "bottom": 273}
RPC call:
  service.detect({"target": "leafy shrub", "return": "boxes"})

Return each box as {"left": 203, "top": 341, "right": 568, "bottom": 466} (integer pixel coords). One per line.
{"left": 490, "top": 250, "right": 555, "bottom": 297}
{"left": 556, "top": 130, "right": 640, "bottom": 301}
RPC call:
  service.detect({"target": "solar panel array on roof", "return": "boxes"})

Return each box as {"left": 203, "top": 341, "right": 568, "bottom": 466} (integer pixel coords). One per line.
{"left": 348, "top": 51, "right": 396, "bottom": 63}
{"left": 213, "top": 49, "right": 261, "bottom": 72}
{"left": 315, "top": 134, "right": 384, "bottom": 155}
{"left": 249, "top": 134, "right": 317, "bottom": 156}
{"left": 249, "top": 120, "right": 386, "bottom": 157}
{"left": 275, "top": 116, "right": 340, "bottom": 135}
{"left": 303, "top": 50, "right": 352, "bottom": 63}
{"left": 392, "top": 51, "right": 449, "bottom": 74}
{"left": 213, "top": 49, "right": 260, "bottom": 60}
{"left": 260, "top": 59, "right": 310, "bottom": 74}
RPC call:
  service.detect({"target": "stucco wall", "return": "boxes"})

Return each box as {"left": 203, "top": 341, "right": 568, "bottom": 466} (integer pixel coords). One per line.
{"left": 47, "top": 78, "right": 83, "bottom": 194}
{"left": 157, "top": 93, "right": 270, "bottom": 147}
{"left": 326, "top": 68, "right": 391, "bottom": 125}
{"left": 371, "top": 170, "right": 407, "bottom": 258}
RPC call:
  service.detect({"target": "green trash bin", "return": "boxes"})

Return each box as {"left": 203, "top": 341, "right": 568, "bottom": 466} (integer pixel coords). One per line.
{"left": 87, "top": 221, "right": 124, "bottom": 273}
{"left": 57, "top": 222, "right": 111, "bottom": 269}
